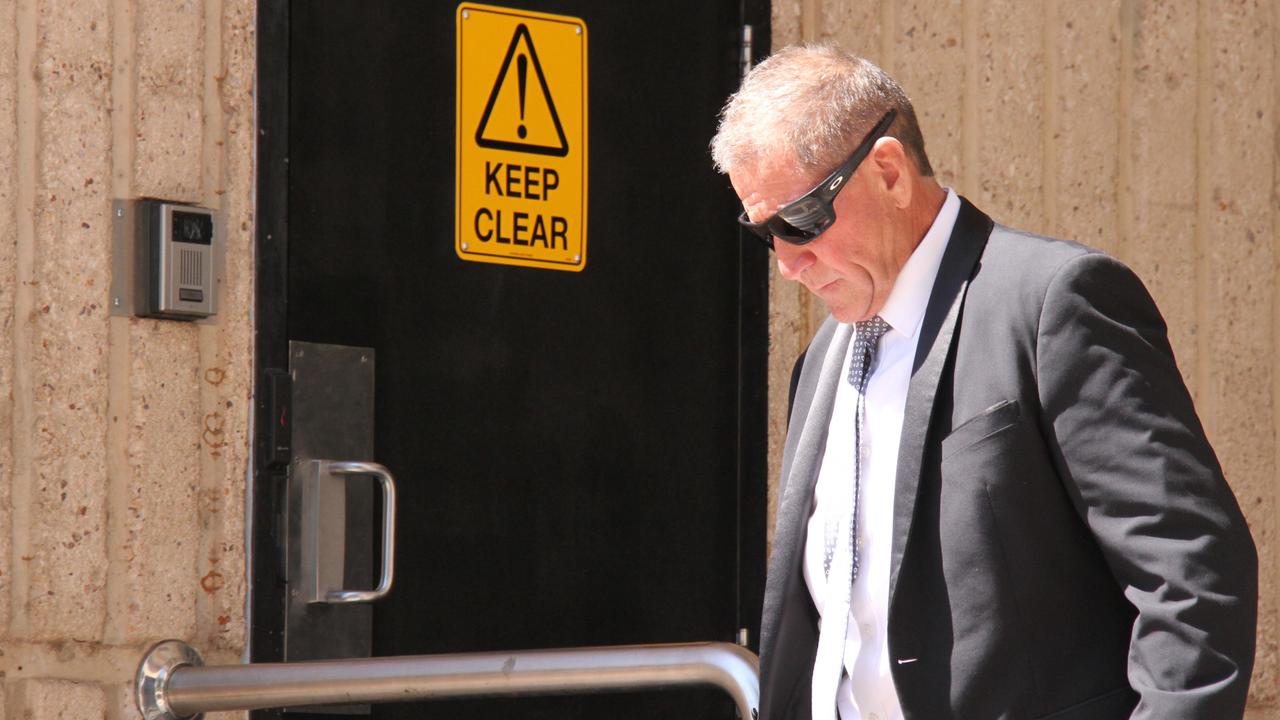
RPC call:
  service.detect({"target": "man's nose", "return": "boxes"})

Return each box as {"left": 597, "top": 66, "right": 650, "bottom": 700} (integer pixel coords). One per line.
{"left": 774, "top": 241, "right": 815, "bottom": 279}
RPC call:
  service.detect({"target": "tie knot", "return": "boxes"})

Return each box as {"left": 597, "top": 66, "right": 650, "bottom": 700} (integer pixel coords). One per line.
{"left": 855, "top": 316, "right": 891, "bottom": 343}
{"left": 848, "top": 316, "right": 891, "bottom": 389}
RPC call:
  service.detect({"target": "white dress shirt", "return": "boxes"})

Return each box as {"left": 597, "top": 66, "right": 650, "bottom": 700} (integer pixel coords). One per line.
{"left": 802, "top": 189, "right": 960, "bottom": 720}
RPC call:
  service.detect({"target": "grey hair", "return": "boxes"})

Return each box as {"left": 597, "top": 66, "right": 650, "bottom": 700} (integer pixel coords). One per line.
{"left": 710, "top": 45, "right": 933, "bottom": 178}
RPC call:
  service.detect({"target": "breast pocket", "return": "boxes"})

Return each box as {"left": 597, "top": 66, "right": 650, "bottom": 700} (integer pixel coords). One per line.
{"left": 941, "top": 399, "right": 1021, "bottom": 461}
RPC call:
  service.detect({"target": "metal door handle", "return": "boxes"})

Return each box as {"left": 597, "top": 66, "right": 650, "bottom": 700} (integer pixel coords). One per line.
{"left": 302, "top": 460, "right": 397, "bottom": 603}
{"left": 325, "top": 461, "right": 396, "bottom": 602}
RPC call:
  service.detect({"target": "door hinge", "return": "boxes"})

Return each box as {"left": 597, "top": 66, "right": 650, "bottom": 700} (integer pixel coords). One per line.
{"left": 740, "top": 24, "right": 754, "bottom": 79}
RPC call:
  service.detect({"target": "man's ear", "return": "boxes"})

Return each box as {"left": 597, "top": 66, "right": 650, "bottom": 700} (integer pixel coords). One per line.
{"left": 872, "top": 138, "right": 912, "bottom": 209}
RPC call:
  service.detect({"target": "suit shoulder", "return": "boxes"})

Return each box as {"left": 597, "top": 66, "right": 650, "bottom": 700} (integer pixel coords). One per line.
{"left": 987, "top": 223, "right": 1095, "bottom": 270}
{"left": 962, "top": 224, "right": 1147, "bottom": 342}
{"left": 977, "top": 224, "right": 1131, "bottom": 297}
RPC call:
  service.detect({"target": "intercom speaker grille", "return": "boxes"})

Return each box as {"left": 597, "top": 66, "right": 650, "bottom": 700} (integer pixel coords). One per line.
{"left": 179, "top": 248, "right": 203, "bottom": 287}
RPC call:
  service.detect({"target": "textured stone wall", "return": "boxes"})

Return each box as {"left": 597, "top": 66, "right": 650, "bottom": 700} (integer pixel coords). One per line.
{"left": 0, "top": 0, "right": 255, "bottom": 718}
{"left": 767, "top": 0, "right": 1278, "bottom": 714}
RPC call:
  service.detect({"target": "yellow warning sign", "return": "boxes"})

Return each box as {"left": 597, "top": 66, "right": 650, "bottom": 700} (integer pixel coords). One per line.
{"left": 456, "top": 4, "right": 587, "bottom": 272}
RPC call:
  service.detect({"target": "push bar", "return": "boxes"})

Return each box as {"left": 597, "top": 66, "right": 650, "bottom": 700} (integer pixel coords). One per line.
{"left": 135, "top": 640, "right": 759, "bottom": 720}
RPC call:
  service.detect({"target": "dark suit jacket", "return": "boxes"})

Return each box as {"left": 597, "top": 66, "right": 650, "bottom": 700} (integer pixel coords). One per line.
{"left": 760, "top": 198, "right": 1257, "bottom": 720}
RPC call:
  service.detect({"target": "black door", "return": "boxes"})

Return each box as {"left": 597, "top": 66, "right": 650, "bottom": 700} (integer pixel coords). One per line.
{"left": 253, "top": 2, "right": 769, "bottom": 718}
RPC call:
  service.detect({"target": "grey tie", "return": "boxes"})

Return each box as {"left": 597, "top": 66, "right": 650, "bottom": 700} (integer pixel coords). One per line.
{"left": 812, "top": 316, "right": 891, "bottom": 720}
{"left": 841, "top": 315, "right": 891, "bottom": 581}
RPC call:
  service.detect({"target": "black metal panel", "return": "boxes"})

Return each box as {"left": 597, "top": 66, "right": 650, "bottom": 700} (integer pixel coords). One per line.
{"left": 254, "top": 1, "right": 767, "bottom": 718}
{"left": 735, "top": 0, "right": 772, "bottom": 657}
{"left": 252, "top": 0, "right": 290, "bottom": 685}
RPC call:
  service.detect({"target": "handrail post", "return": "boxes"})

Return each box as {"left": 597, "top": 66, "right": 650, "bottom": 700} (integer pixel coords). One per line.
{"left": 136, "top": 640, "right": 759, "bottom": 720}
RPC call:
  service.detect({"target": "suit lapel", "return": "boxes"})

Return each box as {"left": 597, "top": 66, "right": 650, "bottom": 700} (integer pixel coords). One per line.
{"left": 888, "top": 199, "right": 992, "bottom": 602}
{"left": 760, "top": 319, "right": 851, "bottom": 656}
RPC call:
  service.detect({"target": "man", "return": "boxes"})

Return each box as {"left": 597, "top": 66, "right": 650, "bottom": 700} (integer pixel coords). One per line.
{"left": 711, "top": 46, "right": 1257, "bottom": 720}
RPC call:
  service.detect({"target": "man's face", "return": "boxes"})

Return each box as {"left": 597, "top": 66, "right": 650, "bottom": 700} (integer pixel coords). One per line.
{"left": 730, "top": 154, "right": 901, "bottom": 323}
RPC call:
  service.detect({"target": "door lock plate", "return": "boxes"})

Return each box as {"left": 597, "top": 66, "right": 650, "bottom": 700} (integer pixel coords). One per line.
{"left": 282, "top": 341, "right": 390, "bottom": 713}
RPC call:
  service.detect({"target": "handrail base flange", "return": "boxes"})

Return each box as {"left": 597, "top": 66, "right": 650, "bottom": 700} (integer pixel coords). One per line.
{"left": 136, "top": 639, "right": 205, "bottom": 720}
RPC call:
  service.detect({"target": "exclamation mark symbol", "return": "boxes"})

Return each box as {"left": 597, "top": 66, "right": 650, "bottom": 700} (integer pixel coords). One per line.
{"left": 516, "top": 53, "right": 528, "bottom": 139}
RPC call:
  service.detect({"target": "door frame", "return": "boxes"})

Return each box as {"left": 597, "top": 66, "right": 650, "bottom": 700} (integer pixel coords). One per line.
{"left": 250, "top": 0, "right": 772, "bottom": 678}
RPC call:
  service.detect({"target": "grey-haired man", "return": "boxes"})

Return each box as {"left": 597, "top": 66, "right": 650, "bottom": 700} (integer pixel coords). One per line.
{"left": 712, "top": 46, "right": 1256, "bottom": 720}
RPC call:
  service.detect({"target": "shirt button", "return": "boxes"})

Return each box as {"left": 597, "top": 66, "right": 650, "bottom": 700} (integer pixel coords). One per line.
{"left": 869, "top": 714, "right": 880, "bottom": 720}
{"left": 860, "top": 622, "right": 874, "bottom": 638}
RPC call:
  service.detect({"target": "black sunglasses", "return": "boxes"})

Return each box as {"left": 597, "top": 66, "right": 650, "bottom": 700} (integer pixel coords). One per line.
{"left": 738, "top": 109, "right": 898, "bottom": 249}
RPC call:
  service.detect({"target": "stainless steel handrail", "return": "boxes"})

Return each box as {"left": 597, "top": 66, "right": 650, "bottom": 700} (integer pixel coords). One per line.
{"left": 136, "top": 640, "right": 759, "bottom": 720}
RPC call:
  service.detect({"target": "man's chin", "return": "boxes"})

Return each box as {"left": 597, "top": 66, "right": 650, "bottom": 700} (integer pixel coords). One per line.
{"left": 806, "top": 281, "right": 874, "bottom": 323}
{"left": 825, "top": 301, "right": 874, "bottom": 324}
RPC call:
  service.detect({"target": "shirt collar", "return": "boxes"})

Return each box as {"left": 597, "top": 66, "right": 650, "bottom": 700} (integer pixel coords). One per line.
{"left": 877, "top": 188, "right": 960, "bottom": 340}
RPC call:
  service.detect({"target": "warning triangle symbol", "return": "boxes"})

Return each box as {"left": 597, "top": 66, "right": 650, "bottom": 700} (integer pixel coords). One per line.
{"left": 475, "top": 24, "right": 570, "bottom": 157}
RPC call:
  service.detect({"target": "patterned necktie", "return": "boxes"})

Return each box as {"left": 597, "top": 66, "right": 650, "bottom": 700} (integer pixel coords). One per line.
{"left": 812, "top": 316, "right": 891, "bottom": 720}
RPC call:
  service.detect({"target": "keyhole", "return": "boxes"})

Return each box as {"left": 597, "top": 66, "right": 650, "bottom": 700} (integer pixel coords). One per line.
{"left": 517, "top": 54, "right": 528, "bottom": 139}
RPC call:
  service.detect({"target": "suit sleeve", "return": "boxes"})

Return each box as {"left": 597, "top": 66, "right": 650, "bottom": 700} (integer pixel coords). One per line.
{"left": 1034, "top": 252, "right": 1257, "bottom": 720}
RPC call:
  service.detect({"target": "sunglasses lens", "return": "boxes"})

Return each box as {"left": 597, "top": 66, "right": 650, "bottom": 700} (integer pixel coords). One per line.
{"left": 768, "top": 219, "right": 816, "bottom": 243}
{"left": 778, "top": 197, "right": 826, "bottom": 229}
{"left": 769, "top": 198, "right": 835, "bottom": 244}
{"left": 770, "top": 212, "right": 836, "bottom": 244}
{"left": 737, "top": 184, "right": 840, "bottom": 248}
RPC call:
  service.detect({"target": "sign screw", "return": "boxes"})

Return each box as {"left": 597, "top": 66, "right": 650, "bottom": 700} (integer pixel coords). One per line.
{"left": 115, "top": 208, "right": 123, "bottom": 218}
{"left": 462, "top": 242, "right": 470, "bottom": 251}
{"left": 113, "top": 297, "right": 121, "bottom": 307}
{"left": 575, "top": 26, "right": 581, "bottom": 35}
{"left": 462, "top": 10, "right": 469, "bottom": 19}
{"left": 573, "top": 254, "right": 581, "bottom": 262}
